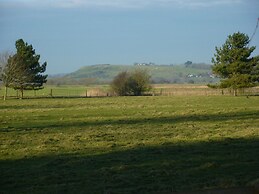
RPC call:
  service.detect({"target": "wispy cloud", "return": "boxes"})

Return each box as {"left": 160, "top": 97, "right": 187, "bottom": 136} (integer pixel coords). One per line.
{"left": 0, "top": 0, "right": 244, "bottom": 9}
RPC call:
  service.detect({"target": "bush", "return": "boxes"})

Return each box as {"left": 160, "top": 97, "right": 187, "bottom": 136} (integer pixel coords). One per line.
{"left": 111, "top": 71, "right": 130, "bottom": 96}
{"left": 111, "top": 69, "right": 151, "bottom": 96}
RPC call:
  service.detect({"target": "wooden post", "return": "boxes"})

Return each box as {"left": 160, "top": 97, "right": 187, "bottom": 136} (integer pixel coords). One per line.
{"left": 50, "top": 89, "right": 53, "bottom": 97}
{"left": 85, "top": 90, "right": 87, "bottom": 98}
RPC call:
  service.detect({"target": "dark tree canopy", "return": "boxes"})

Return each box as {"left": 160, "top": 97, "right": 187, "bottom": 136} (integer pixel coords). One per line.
{"left": 111, "top": 71, "right": 130, "bottom": 96}
{"left": 127, "top": 69, "right": 151, "bottom": 96}
{"left": 211, "top": 32, "right": 259, "bottom": 93}
{"left": 111, "top": 69, "right": 151, "bottom": 96}
{"left": 2, "top": 39, "right": 47, "bottom": 97}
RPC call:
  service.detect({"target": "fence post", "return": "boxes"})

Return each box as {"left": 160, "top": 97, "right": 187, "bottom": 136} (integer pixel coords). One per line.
{"left": 50, "top": 89, "right": 53, "bottom": 97}
{"left": 85, "top": 90, "right": 88, "bottom": 98}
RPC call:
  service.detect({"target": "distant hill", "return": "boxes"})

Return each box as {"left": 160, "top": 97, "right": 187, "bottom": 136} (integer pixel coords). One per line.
{"left": 48, "top": 64, "right": 218, "bottom": 85}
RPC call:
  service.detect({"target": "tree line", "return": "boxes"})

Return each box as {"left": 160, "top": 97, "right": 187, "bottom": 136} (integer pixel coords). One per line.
{"left": 1, "top": 32, "right": 259, "bottom": 99}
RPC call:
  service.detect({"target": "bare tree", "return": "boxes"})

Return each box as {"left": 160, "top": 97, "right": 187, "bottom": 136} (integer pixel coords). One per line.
{"left": 0, "top": 51, "right": 12, "bottom": 81}
{"left": 0, "top": 51, "right": 12, "bottom": 100}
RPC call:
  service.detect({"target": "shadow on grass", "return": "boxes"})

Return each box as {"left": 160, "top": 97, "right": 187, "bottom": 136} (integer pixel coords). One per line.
{"left": 2, "top": 110, "right": 258, "bottom": 132}
{"left": 1, "top": 138, "right": 259, "bottom": 193}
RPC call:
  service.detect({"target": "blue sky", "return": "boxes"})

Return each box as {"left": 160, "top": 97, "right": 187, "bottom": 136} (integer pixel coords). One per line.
{"left": 0, "top": 0, "right": 258, "bottom": 74}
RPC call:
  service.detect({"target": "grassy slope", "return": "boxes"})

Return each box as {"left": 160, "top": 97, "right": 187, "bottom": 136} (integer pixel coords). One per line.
{"left": 0, "top": 96, "right": 259, "bottom": 193}
{"left": 67, "top": 64, "right": 214, "bottom": 83}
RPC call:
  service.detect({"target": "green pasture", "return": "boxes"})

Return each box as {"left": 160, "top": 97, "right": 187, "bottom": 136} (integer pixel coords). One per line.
{"left": 1, "top": 85, "right": 259, "bottom": 99}
{"left": 0, "top": 85, "right": 111, "bottom": 98}
{"left": 0, "top": 96, "right": 259, "bottom": 193}
{"left": 0, "top": 85, "right": 84, "bottom": 97}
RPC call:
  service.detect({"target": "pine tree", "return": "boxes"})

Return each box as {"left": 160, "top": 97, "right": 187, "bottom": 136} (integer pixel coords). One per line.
{"left": 211, "top": 32, "right": 259, "bottom": 96}
{"left": 3, "top": 39, "right": 47, "bottom": 99}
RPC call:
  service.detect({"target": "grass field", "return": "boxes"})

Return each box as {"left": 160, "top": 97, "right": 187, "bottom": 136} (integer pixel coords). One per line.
{"left": 1, "top": 84, "right": 259, "bottom": 99}
{"left": 0, "top": 85, "right": 111, "bottom": 98}
{"left": 0, "top": 96, "right": 259, "bottom": 193}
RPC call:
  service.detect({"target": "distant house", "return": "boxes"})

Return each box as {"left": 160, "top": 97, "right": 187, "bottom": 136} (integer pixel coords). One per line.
{"left": 134, "top": 62, "right": 155, "bottom": 66}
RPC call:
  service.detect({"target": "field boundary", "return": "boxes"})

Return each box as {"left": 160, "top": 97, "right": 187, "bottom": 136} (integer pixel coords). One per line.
{"left": 1, "top": 85, "right": 259, "bottom": 99}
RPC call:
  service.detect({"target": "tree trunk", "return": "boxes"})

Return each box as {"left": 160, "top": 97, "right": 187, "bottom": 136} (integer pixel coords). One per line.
{"left": 233, "top": 89, "right": 237, "bottom": 96}
{"left": 21, "top": 89, "right": 24, "bottom": 99}
{"left": 3, "top": 86, "right": 7, "bottom": 101}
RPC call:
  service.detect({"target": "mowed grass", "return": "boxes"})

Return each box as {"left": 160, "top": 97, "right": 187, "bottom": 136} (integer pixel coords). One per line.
{"left": 0, "top": 96, "right": 259, "bottom": 193}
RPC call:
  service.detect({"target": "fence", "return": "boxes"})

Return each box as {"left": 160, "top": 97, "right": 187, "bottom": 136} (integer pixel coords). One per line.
{"left": 1, "top": 85, "right": 259, "bottom": 99}
{"left": 0, "top": 86, "right": 114, "bottom": 99}
{"left": 151, "top": 87, "right": 259, "bottom": 96}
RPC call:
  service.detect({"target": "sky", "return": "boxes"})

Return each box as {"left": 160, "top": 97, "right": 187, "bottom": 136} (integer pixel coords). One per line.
{"left": 0, "top": 0, "right": 259, "bottom": 74}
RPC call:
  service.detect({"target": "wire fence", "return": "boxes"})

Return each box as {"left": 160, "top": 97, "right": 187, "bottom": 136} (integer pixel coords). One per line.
{"left": 151, "top": 87, "right": 259, "bottom": 96}
{"left": 0, "top": 85, "right": 259, "bottom": 99}
{"left": 0, "top": 87, "right": 114, "bottom": 99}
{"left": 46, "top": 88, "right": 114, "bottom": 97}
